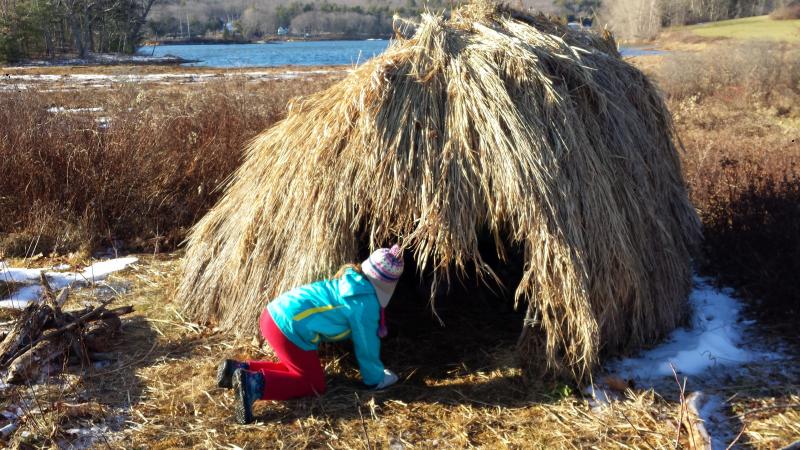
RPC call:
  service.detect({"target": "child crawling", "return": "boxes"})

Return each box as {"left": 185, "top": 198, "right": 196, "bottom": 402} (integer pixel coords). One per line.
{"left": 216, "top": 245, "right": 404, "bottom": 424}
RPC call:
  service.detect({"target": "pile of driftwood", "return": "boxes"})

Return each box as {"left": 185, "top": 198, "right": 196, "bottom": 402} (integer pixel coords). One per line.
{"left": 0, "top": 273, "right": 132, "bottom": 384}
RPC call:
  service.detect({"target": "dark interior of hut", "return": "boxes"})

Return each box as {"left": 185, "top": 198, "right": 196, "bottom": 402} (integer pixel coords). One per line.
{"left": 321, "top": 229, "right": 529, "bottom": 384}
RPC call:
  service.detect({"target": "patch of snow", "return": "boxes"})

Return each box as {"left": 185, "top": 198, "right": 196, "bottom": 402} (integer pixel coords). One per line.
{"left": 609, "top": 277, "right": 778, "bottom": 383}
{"left": 588, "top": 278, "right": 784, "bottom": 449}
{"left": 3, "top": 69, "right": 348, "bottom": 90}
{"left": 3, "top": 74, "right": 60, "bottom": 81}
{"left": 584, "top": 384, "right": 618, "bottom": 412}
{"left": 78, "top": 257, "right": 138, "bottom": 281}
{"left": 96, "top": 117, "right": 111, "bottom": 128}
{"left": 0, "top": 257, "right": 137, "bottom": 309}
{"left": 93, "top": 360, "right": 113, "bottom": 369}
{"left": 0, "top": 421, "right": 18, "bottom": 439}
{"left": 6, "top": 53, "right": 190, "bottom": 68}
{"left": 0, "top": 285, "right": 42, "bottom": 308}
{"left": 0, "top": 83, "right": 29, "bottom": 91}
{"left": 692, "top": 394, "right": 729, "bottom": 450}
{"left": 47, "top": 106, "right": 103, "bottom": 114}
{"left": 60, "top": 414, "right": 125, "bottom": 449}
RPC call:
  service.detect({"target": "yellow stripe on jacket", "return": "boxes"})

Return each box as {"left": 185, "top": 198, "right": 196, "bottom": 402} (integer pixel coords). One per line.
{"left": 325, "top": 329, "right": 351, "bottom": 341}
{"left": 292, "top": 305, "right": 342, "bottom": 321}
{"left": 310, "top": 329, "right": 351, "bottom": 344}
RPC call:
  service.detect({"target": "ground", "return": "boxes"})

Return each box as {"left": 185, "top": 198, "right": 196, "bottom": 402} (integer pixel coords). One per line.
{"left": 1, "top": 254, "right": 798, "bottom": 448}
{"left": 2, "top": 19, "right": 800, "bottom": 450}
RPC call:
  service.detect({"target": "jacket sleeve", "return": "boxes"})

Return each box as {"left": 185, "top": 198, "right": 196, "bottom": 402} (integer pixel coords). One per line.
{"left": 346, "top": 298, "right": 385, "bottom": 386}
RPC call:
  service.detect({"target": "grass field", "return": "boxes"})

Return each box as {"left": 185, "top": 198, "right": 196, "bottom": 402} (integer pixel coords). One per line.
{"left": 683, "top": 15, "right": 800, "bottom": 41}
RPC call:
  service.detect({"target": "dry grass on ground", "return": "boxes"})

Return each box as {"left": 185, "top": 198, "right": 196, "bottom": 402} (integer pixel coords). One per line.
{"left": 2, "top": 254, "right": 798, "bottom": 449}
{"left": 0, "top": 256, "right": 717, "bottom": 448}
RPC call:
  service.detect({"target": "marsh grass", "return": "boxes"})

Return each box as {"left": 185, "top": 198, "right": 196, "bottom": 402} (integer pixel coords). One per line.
{"left": 0, "top": 75, "right": 337, "bottom": 258}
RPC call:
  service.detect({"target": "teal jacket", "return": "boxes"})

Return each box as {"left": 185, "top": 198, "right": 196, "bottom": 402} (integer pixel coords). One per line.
{"left": 267, "top": 269, "right": 385, "bottom": 386}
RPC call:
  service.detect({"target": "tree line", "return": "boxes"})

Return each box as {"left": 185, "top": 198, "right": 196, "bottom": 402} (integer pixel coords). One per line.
{"left": 0, "top": 0, "right": 157, "bottom": 61}
{"left": 147, "top": 0, "right": 454, "bottom": 41}
{"left": 145, "top": 0, "right": 794, "bottom": 43}
{"left": 601, "top": 0, "right": 794, "bottom": 40}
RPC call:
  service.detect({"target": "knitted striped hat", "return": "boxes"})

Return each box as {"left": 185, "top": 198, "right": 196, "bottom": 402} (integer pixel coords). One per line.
{"left": 362, "top": 245, "right": 404, "bottom": 307}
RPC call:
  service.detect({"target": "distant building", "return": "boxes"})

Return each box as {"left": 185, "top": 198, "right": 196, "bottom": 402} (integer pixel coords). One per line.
{"left": 277, "top": 27, "right": 289, "bottom": 36}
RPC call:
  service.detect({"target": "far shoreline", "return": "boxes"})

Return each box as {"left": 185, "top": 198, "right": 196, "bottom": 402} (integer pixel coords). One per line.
{"left": 6, "top": 53, "right": 199, "bottom": 68}
{"left": 142, "top": 35, "right": 391, "bottom": 46}
{"left": 0, "top": 63, "right": 351, "bottom": 76}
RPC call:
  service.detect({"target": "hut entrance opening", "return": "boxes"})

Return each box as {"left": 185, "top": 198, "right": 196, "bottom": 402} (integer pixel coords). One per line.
{"left": 361, "top": 233, "right": 527, "bottom": 380}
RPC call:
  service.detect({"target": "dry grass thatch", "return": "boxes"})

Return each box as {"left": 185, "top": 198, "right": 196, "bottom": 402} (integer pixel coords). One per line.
{"left": 177, "top": 0, "right": 701, "bottom": 379}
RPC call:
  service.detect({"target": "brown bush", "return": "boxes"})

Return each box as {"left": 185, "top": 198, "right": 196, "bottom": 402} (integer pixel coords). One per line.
{"left": 681, "top": 120, "right": 800, "bottom": 319}
{"left": 0, "top": 77, "right": 335, "bottom": 257}
{"left": 667, "top": 40, "right": 800, "bottom": 324}
{"left": 770, "top": 2, "right": 800, "bottom": 19}
{"left": 699, "top": 158, "right": 800, "bottom": 316}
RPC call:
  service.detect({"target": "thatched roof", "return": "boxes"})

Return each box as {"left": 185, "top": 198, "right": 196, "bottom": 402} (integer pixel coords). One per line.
{"left": 177, "top": 1, "right": 701, "bottom": 379}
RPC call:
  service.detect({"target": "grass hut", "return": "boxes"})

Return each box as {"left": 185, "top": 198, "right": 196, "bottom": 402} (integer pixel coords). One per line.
{"left": 177, "top": 1, "right": 701, "bottom": 379}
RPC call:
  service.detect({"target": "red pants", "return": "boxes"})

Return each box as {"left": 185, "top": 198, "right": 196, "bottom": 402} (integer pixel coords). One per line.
{"left": 248, "top": 309, "right": 327, "bottom": 401}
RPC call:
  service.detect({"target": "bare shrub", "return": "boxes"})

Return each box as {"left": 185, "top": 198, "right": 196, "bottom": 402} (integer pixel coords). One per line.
{"left": 657, "top": 41, "right": 800, "bottom": 107}
{"left": 599, "top": 0, "right": 662, "bottom": 42}
{"left": 600, "top": 0, "right": 795, "bottom": 41}
{"left": 671, "top": 39, "right": 800, "bottom": 323}
{"left": 0, "top": 76, "right": 336, "bottom": 256}
{"left": 770, "top": 2, "right": 800, "bottom": 19}
{"left": 0, "top": 201, "right": 93, "bottom": 257}
{"left": 683, "top": 134, "right": 800, "bottom": 322}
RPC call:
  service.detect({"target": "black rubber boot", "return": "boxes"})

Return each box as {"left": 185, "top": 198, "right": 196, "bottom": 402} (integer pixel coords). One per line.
{"left": 233, "top": 369, "right": 264, "bottom": 425}
{"left": 216, "top": 359, "right": 249, "bottom": 389}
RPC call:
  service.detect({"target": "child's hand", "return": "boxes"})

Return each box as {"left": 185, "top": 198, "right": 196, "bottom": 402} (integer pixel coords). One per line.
{"left": 374, "top": 369, "right": 399, "bottom": 389}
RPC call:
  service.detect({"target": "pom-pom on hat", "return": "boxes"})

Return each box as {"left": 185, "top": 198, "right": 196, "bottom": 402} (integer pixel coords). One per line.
{"left": 362, "top": 245, "right": 404, "bottom": 308}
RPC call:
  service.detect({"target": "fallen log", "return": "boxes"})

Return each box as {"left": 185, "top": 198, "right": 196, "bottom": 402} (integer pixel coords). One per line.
{"left": 0, "top": 301, "right": 53, "bottom": 366}
{"left": 0, "top": 278, "right": 70, "bottom": 366}
{"left": 0, "top": 277, "right": 133, "bottom": 384}
{"left": 6, "top": 339, "right": 70, "bottom": 384}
